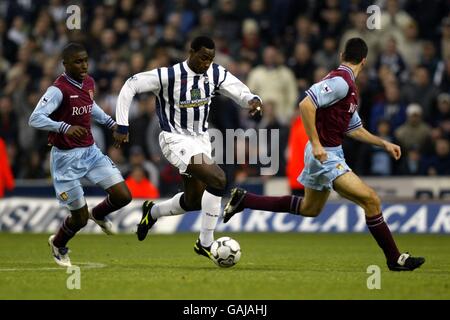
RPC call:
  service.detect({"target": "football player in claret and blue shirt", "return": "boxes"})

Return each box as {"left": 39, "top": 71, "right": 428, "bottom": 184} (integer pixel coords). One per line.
{"left": 223, "top": 38, "right": 425, "bottom": 271}
{"left": 29, "top": 43, "right": 132, "bottom": 267}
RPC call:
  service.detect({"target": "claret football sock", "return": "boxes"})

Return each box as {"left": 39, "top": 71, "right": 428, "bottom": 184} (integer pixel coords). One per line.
{"left": 366, "top": 213, "right": 401, "bottom": 264}
{"left": 242, "top": 193, "right": 303, "bottom": 214}
{"left": 53, "top": 216, "right": 77, "bottom": 248}
{"left": 92, "top": 195, "right": 121, "bottom": 220}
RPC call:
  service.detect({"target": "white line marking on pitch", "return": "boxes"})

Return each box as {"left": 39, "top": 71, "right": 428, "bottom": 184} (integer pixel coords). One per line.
{"left": 0, "top": 262, "right": 107, "bottom": 272}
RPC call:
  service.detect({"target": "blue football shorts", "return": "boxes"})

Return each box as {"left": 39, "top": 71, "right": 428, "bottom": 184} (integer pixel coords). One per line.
{"left": 50, "top": 144, "right": 123, "bottom": 207}
{"left": 298, "top": 142, "right": 351, "bottom": 191}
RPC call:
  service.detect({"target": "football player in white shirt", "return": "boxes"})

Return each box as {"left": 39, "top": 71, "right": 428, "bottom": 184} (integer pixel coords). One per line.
{"left": 113, "top": 36, "right": 262, "bottom": 259}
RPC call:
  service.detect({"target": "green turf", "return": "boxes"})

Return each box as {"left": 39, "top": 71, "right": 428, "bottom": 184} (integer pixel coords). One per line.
{"left": 0, "top": 233, "right": 449, "bottom": 300}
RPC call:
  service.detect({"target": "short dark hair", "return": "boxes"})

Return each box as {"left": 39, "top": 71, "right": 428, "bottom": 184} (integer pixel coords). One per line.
{"left": 342, "top": 38, "right": 368, "bottom": 64}
{"left": 62, "top": 42, "right": 86, "bottom": 61}
{"left": 190, "top": 36, "right": 215, "bottom": 52}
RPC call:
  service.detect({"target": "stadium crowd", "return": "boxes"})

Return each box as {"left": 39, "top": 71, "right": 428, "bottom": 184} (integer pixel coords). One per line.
{"left": 0, "top": 0, "right": 449, "bottom": 198}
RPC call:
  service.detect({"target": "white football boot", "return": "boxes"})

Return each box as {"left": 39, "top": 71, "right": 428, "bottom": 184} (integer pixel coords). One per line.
{"left": 48, "top": 235, "right": 72, "bottom": 267}
{"left": 89, "top": 211, "right": 114, "bottom": 235}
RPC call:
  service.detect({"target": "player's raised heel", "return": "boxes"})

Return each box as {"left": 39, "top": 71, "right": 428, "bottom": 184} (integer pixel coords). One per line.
{"left": 136, "top": 200, "right": 157, "bottom": 241}
{"left": 194, "top": 239, "right": 212, "bottom": 259}
{"left": 388, "top": 252, "right": 425, "bottom": 271}
{"left": 223, "top": 187, "right": 247, "bottom": 223}
{"left": 48, "top": 235, "right": 72, "bottom": 267}
{"left": 89, "top": 212, "right": 114, "bottom": 235}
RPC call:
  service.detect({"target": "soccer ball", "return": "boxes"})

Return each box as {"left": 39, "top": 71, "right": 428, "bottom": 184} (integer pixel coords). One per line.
{"left": 210, "top": 236, "right": 241, "bottom": 268}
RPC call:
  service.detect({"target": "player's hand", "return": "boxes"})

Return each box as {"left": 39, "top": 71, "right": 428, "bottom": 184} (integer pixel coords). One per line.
{"left": 312, "top": 143, "right": 328, "bottom": 163}
{"left": 383, "top": 141, "right": 401, "bottom": 160}
{"left": 112, "top": 131, "right": 129, "bottom": 148}
{"left": 248, "top": 97, "right": 262, "bottom": 116}
{"left": 65, "top": 125, "right": 88, "bottom": 138}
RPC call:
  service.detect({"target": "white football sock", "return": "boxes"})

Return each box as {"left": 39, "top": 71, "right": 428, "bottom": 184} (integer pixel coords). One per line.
{"left": 199, "top": 190, "right": 222, "bottom": 247}
{"left": 151, "top": 192, "right": 185, "bottom": 219}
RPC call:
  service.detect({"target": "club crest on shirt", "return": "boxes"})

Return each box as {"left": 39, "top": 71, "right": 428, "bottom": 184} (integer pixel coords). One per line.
{"left": 336, "top": 163, "right": 344, "bottom": 171}
{"left": 190, "top": 88, "right": 201, "bottom": 100}
{"left": 60, "top": 192, "right": 69, "bottom": 201}
{"left": 88, "top": 89, "right": 94, "bottom": 100}
{"left": 321, "top": 82, "right": 333, "bottom": 94}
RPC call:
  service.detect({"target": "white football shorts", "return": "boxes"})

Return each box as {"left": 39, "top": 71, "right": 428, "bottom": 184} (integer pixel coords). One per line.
{"left": 159, "top": 131, "right": 212, "bottom": 173}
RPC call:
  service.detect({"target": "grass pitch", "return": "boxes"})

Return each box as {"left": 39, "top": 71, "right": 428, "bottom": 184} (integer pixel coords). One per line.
{"left": 0, "top": 233, "right": 449, "bottom": 300}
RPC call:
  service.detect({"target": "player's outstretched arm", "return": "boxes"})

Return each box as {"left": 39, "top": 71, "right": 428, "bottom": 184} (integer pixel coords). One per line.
{"left": 114, "top": 71, "right": 160, "bottom": 148}
{"left": 215, "top": 68, "right": 262, "bottom": 116}
{"left": 299, "top": 96, "right": 327, "bottom": 163}
{"left": 346, "top": 127, "right": 401, "bottom": 160}
{"left": 92, "top": 101, "right": 116, "bottom": 130}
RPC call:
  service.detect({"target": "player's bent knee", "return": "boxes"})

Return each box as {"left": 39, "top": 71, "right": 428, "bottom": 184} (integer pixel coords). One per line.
{"left": 361, "top": 190, "right": 381, "bottom": 213}
{"left": 184, "top": 194, "right": 202, "bottom": 211}
{"left": 112, "top": 189, "right": 132, "bottom": 208}
{"left": 70, "top": 211, "right": 89, "bottom": 229}
{"left": 210, "top": 170, "right": 226, "bottom": 191}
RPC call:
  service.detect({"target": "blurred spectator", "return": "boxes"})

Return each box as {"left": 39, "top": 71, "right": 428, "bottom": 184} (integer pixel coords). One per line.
{"left": 288, "top": 41, "right": 317, "bottom": 93}
{"left": 291, "top": 15, "right": 320, "bottom": 53}
{"left": 0, "top": 137, "right": 14, "bottom": 197}
{"left": 314, "top": 0, "right": 344, "bottom": 40}
{"left": 270, "top": 0, "right": 309, "bottom": 39}
{"left": 20, "top": 150, "right": 46, "bottom": 179}
{"left": 246, "top": 0, "right": 271, "bottom": 43}
{"left": 214, "top": 0, "right": 241, "bottom": 44}
{"left": 435, "top": 58, "right": 450, "bottom": 92}
{"left": 402, "top": 65, "right": 440, "bottom": 120}
{"left": 128, "top": 94, "right": 156, "bottom": 154}
{"left": 190, "top": 9, "right": 215, "bottom": 39}
{"left": 399, "top": 20, "right": 422, "bottom": 69}
{"left": 397, "top": 146, "right": 426, "bottom": 175}
{"left": 0, "top": 18, "right": 18, "bottom": 64}
{"left": 357, "top": 119, "right": 395, "bottom": 176}
{"left": 423, "top": 138, "right": 450, "bottom": 175}
{"left": 395, "top": 103, "right": 431, "bottom": 152}
{"left": 127, "top": 145, "right": 160, "bottom": 189}
{"left": 247, "top": 46, "right": 298, "bottom": 125}
{"left": 0, "top": 95, "right": 18, "bottom": 144}
{"left": 431, "top": 93, "right": 450, "bottom": 136}
{"left": 375, "top": 37, "right": 407, "bottom": 81}
{"left": 405, "top": 0, "right": 448, "bottom": 40}
{"left": 380, "top": 0, "right": 413, "bottom": 46}
{"left": 238, "top": 19, "right": 262, "bottom": 66}
{"left": 7, "top": 16, "right": 27, "bottom": 47}
{"left": 420, "top": 40, "right": 440, "bottom": 78}
{"left": 125, "top": 165, "right": 160, "bottom": 199}
{"left": 107, "top": 146, "right": 128, "bottom": 174}
{"left": 257, "top": 100, "right": 288, "bottom": 177}
{"left": 370, "top": 83, "right": 406, "bottom": 133}
{"left": 313, "top": 35, "right": 340, "bottom": 72}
